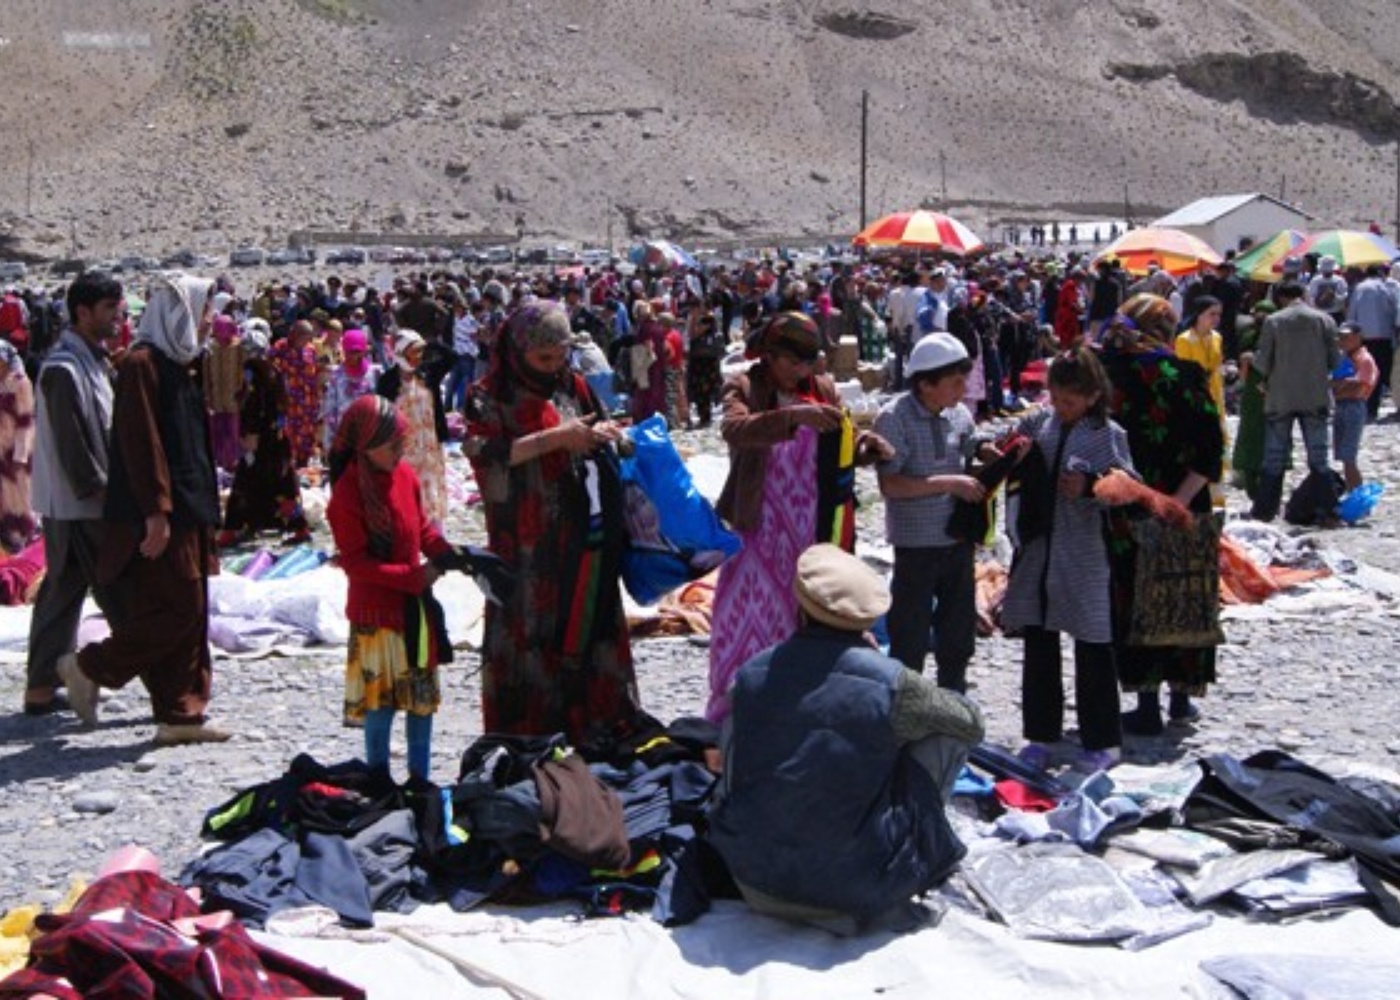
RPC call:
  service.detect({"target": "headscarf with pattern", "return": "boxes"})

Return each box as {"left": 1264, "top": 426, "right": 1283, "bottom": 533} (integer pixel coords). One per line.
{"left": 328, "top": 394, "right": 408, "bottom": 559}
{"left": 1119, "top": 293, "right": 1179, "bottom": 350}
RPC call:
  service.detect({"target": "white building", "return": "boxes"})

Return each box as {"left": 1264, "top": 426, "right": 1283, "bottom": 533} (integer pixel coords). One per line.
{"left": 1152, "top": 194, "right": 1314, "bottom": 255}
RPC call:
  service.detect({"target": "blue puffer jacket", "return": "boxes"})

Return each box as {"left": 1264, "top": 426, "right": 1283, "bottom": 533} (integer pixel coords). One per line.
{"left": 708, "top": 625, "right": 965, "bottom": 919}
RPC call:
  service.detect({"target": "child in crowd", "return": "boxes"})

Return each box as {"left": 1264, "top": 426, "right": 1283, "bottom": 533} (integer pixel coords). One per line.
{"left": 1002, "top": 348, "right": 1136, "bottom": 772}
{"left": 1331, "top": 321, "right": 1378, "bottom": 492}
{"left": 326, "top": 395, "right": 454, "bottom": 782}
{"left": 875, "top": 332, "right": 1006, "bottom": 692}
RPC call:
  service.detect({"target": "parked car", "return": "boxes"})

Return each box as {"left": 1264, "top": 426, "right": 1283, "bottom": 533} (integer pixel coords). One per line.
{"left": 0, "top": 262, "right": 30, "bottom": 281}
{"left": 324, "top": 247, "right": 368, "bottom": 265}
{"left": 49, "top": 258, "right": 89, "bottom": 277}
{"left": 229, "top": 246, "right": 267, "bottom": 267}
{"left": 578, "top": 247, "right": 610, "bottom": 267}
{"left": 485, "top": 246, "right": 514, "bottom": 264}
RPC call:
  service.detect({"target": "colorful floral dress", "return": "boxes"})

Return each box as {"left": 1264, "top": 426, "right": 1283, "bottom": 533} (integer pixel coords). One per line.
{"left": 398, "top": 374, "right": 448, "bottom": 528}
{"left": 0, "top": 373, "right": 36, "bottom": 552}
{"left": 466, "top": 371, "right": 640, "bottom": 745}
{"left": 268, "top": 340, "right": 322, "bottom": 467}
{"left": 321, "top": 365, "right": 382, "bottom": 455}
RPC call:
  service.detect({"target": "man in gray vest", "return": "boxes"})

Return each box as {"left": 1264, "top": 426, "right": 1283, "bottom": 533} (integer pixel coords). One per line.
{"left": 709, "top": 544, "right": 984, "bottom": 934}
{"left": 23, "top": 271, "right": 123, "bottom": 715}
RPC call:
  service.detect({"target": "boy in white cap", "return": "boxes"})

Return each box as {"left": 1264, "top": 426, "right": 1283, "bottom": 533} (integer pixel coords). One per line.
{"left": 874, "top": 332, "right": 1005, "bottom": 692}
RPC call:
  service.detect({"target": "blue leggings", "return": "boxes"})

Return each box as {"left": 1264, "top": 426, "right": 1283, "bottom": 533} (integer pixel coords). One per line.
{"left": 363, "top": 708, "right": 434, "bottom": 780}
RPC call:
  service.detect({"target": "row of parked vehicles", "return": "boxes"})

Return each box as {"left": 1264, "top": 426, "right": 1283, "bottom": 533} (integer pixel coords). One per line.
{"left": 18, "top": 241, "right": 626, "bottom": 282}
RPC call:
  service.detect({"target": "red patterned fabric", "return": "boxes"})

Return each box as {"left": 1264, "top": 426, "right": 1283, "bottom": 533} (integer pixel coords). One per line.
{"left": 0, "top": 870, "right": 365, "bottom": 999}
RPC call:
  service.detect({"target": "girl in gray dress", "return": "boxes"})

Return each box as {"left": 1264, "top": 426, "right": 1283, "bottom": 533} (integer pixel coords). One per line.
{"left": 1002, "top": 348, "right": 1136, "bottom": 772}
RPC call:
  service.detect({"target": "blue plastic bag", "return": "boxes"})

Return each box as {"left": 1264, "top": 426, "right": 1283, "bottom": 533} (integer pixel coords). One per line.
{"left": 1337, "top": 482, "right": 1383, "bottom": 524}
{"left": 617, "top": 415, "right": 742, "bottom": 605}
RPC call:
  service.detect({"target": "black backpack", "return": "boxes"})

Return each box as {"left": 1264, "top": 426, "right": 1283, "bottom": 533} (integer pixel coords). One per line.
{"left": 1283, "top": 468, "right": 1344, "bottom": 526}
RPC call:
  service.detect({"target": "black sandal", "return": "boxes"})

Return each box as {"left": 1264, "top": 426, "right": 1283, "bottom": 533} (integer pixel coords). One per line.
{"left": 23, "top": 693, "right": 72, "bottom": 717}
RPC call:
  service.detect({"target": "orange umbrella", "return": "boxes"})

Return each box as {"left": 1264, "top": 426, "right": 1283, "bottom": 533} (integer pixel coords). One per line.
{"left": 853, "top": 210, "right": 985, "bottom": 255}
{"left": 1095, "top": 227, "right": 1223, "bottom": 276}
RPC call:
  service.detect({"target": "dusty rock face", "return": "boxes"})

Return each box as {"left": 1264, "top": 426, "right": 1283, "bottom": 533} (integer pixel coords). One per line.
{"left": 1108, "top": 52, "right": 1400, "bottom": 140}
{"left": 2, "top": 0, "right": 1400, "bottom": 258}
{"left": 814, "top": 10, "right": 918, "bottom": 41}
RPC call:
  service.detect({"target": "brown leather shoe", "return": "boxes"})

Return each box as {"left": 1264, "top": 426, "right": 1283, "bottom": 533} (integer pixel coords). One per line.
{"left": 56, "top": 654, "right": 99, "bottom": 726}
{"left": 153, "top": 723, "right": 233, "bottom": 746}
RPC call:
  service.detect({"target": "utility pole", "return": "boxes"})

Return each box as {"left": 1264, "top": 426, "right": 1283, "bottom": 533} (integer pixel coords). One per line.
{"left": 1121, "top": 157, "right": 1130, "bottom": 229}
{"left": 938, "top": 151, "right": 948, "bottom": 207}
{"left": 1280, "top": 173, "right": 1287, "bottom": 203}
{"left": 1394, "top": 143, "right": 1399, "bottom": 243}
{"left": 26, "top": 138, "right": 35, "bottom": 215}
{"left": 859, "top": 90, "right": 869, "bottom": 231}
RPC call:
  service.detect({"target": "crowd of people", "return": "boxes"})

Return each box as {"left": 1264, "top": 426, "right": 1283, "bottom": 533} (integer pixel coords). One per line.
{"left": 0, "top": 234, "right": 1385, "bottom": 929}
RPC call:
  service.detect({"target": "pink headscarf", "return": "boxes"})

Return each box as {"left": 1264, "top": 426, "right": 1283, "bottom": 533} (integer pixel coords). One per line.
{"left": 341, "top": 328, "right": 370, "bottom": 378}
{"left": 212, "top": 315, "right": 238, "bottom": 346}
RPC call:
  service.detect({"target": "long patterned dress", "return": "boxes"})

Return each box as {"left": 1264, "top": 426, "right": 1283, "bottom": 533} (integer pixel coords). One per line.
{"left": 222, "top": 357, "right": 307, "bottom": 535}
{"left": 268, "top": 339, "right": 322, "bottom": 467}
{"left": 0, "top": 372, "right": 35, "bottom": 552}
{"left": 397, "top": 374, "right": 447, "bottom": 528}
{"left": 1099, "top": 344, "right": 1224, "bottom": 695}
{"left": 706, "top": 427, "right": 817, "bottom": 722}
{"left": 321, "top": 364, "right": 382, "bottom": 455}
{"left": 466, "top": 370, "right": 640, "bottom": 745}
{"left": 203, "top": 340, "right": 244, "bottom": 472}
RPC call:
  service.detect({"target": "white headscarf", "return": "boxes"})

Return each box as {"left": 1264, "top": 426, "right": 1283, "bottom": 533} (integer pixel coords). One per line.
{"left": 136, "top": 272, "right": 215, "bottom": 365}
{"left": 242, "top": 318, "right": 271, "bottom": 356}
{"left": 394, "top": 328, "right": 425, "bottom": 370}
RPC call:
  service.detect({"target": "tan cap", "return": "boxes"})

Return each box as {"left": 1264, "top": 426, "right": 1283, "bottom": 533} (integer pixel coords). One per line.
{"left": 794, "top": 544, "right": 891, "bottom": 632}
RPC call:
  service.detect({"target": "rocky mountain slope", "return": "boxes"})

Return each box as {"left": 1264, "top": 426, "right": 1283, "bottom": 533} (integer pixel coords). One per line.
{"left": 3, "top": 0, "right": 1400, "bottom": 259}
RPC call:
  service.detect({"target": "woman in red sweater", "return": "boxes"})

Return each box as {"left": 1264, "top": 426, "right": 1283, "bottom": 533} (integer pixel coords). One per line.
{"left": 326, "top": 394, "right": 454, "bottom": 781}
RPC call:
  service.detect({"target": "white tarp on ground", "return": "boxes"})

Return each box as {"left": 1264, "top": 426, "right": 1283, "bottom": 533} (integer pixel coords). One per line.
{"left": 0, "top": 563, "right": 488, "bottom": 663}
{"left": 252, "top": 897, "right": 1399, "bottom": 999}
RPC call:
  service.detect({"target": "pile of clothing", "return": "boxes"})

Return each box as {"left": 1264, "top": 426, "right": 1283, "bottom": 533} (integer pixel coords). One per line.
{"left": 180, "top": 717, "right": 730, "bottom": 931}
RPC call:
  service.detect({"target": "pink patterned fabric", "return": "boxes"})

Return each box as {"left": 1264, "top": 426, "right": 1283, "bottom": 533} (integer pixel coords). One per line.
{"left": 706, "top": 426, "right": 817, "bottom": 723}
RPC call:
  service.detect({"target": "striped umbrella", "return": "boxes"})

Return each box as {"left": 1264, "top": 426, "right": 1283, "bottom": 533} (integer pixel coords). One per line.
{"left": 1280, "top": 229, "right": 1400, "bottom": 271}
{"left": 853, "top": 210, "right": 985, "bottom": 255}
{"left": 1094, "top": 227, "right": 1223, "bottom": 276}
{"left": 628, "top": 240, "right": 698, "bottom": 271}
{"left": 1230, "top": 229, "right": 1306, "bottom": 282}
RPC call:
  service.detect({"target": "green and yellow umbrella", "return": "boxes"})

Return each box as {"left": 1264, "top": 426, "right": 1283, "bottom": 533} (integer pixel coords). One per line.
{"left": 1231, "top": 229, "right": 1305, "bottom": 282}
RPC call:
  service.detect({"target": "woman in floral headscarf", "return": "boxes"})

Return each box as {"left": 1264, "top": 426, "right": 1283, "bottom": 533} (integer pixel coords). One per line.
{"left": 1097, "top": 295, "right": 1224, "bottom": 736}
{"left": 706, "top": 311, "right": 892, "bottom": 722}
{"left": 465, "top": 301, "right": 640, "bottom": 744}
{"left": 0, "top": 340, "right": 36, "bottom": 552}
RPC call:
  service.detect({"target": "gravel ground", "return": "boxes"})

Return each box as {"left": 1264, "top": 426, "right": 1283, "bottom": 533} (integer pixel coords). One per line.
{"left": 2, "top": 404, "right": 1399, "bottom": 913}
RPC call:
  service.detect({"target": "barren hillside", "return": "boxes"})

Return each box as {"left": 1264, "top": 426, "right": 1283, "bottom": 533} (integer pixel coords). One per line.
{"left": 2, "top": 0, "right": 1399, "bottom": 259}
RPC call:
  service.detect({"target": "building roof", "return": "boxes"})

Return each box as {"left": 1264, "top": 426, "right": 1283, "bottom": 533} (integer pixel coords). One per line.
{"left": 1153, "top": 193, "right": 1315, "bottom": 227}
